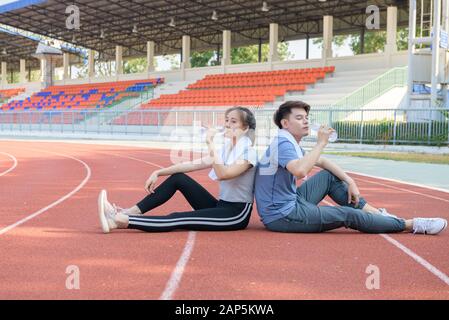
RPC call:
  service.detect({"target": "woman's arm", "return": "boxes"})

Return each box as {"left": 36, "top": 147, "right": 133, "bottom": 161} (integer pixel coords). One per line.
{"left": 145, "top": 157, "right": 213, "bottom": 193}
{"left": 211, "top": 161, "right": 253, "bottom": 181}
{"left": 156, "top": 160, "right": 212, "bottom": 177}
{"left": 206, "top": 131, "right": 252, "bottom": 181}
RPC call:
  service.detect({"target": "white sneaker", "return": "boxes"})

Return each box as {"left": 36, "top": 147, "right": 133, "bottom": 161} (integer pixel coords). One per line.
{"left": 98, "top": 190, "right": 117, "bottom": 233}
{"left": 413, "top": 218, "right": 448, "bottom": 235}
{"left": 378, "top": 208, "right": 398, "bottom": 219}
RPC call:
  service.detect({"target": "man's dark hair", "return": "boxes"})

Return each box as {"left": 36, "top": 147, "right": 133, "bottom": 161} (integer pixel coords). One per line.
{"left": 273, "top": 101, "right": 311, "bottom": 129}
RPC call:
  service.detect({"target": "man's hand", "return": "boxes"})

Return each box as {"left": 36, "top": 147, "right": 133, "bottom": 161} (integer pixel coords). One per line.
{"left": 317, "top": 125, "right": 334, "bottom": 146}
{"left": 347, "top": 181, "right": 361, "bottom": 207}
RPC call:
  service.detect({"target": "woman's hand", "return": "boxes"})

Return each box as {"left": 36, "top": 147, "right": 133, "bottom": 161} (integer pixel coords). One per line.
{"left": 145, "top": 171, "right": 159, "bottom": 194}
{"left": 205, "top": 127, "right": 218, "bottom": 145}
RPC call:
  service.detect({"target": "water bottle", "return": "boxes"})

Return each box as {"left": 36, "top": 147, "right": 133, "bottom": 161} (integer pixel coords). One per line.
{"left": 310, "top": 123, "right": 338, "bottom": 143}
{"left": 200, "top": 126, "right": 226, "bottom": 142}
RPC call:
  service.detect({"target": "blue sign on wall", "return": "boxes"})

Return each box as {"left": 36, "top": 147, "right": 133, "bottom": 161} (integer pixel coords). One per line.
{"left": 440, "top": 30, "right": 449, "bottom": 49}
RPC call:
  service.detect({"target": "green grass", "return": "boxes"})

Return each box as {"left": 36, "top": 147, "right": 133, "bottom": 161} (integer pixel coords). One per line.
{"left": 324, "top": 152, "right": 449, "bottom": 165}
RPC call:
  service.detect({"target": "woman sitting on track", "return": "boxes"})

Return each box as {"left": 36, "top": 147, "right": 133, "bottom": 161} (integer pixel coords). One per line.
{"left": 98, "top": 106, "right": 258, "bottom": 233}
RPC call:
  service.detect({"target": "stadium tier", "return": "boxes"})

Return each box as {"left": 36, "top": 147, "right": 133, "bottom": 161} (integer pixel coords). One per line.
{"left": 143, "top": 67, "right": 335, "bottom": 108}
{"left": 112, "top": 67, "right": 335, "bottom": 126}
{"left": 0, "top": 78, "right": 163, "bottom": 112}
{"left": 0, "top": 88, "right": 25, "bottom": 102}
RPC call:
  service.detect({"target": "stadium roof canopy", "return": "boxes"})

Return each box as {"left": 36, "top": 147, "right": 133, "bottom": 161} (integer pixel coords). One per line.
{"left": 0, "top": 0, "right": 409, "bottom": 67}
{"left": 0, "top": 26, "right": 42, "bottom": 70}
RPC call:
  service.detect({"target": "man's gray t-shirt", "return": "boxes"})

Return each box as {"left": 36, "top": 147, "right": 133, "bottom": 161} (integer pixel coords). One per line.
{"left": 254, "top": 137, "right": 304, "bottom": 225}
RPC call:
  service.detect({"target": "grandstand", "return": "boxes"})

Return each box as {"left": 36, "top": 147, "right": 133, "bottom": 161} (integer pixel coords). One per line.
{"left": 0, "top": 88, "right": 24, "bottom": 103}
{"left": 144, "top": 67, "right": 334, "bottom": 108}
{"left": 0, "top": 0, "right": 447, "bottom": 145}
{"left": 1, "top": 78, "right": 162, "bottom": 111}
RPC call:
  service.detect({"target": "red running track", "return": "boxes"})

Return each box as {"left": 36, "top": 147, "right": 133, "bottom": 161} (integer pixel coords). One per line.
{"left": 0, "top": 140, "right": 448, "bottom": 299}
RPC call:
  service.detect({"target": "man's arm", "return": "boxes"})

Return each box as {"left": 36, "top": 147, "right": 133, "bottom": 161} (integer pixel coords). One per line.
{"left": 315, "top": 157, "right": 354, "bottom": 184}
{"left": 315, "top": 157, "right": 361, "bottom": 206}
{"left": 286, "top": 125, "right": 332, "bottom": 179}
{"left": 286, "top": 141, "right": 326, "bottom": 179}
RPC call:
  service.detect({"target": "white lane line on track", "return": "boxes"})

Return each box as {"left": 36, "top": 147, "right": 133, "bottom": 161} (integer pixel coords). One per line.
{"left": 379, "top": 234, "right": 449, "bottom": 286}
{"left": 0, "top": 150, "right": 91, "bottom": 236}
{"left": 350, "top": 177, "right": 449, "bottom": 204}
{"left": 108, "top": 152, "right": 197, "bottom": 301}
{"left": 321, "top": 197, "right": 449, "bottom": 286}
{"left": 0, "top": 152, "right": 18, "bottom": 177}
{"left": 159, "top": 231, "right": 197, "bottom": 300}
{"left": 346, "top": 170, "right": 449, "bottom": 195}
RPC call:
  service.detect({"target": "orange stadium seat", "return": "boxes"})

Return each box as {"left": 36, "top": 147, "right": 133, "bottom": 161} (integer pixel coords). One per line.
{"left": 142, "top": 67, "right": 333, "bottom": 109}
{"left": 0, "top": 78, "right": 164, "bottom": 114}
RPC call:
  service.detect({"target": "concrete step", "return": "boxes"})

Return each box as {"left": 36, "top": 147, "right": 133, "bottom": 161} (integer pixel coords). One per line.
{"left": 299, "top": 85, "right": 361, "bottom": 94}
{"left": 287, "top": 92, "right": 348, "bottom": 100}
{"left": 152, "top": 81, "right": 195, "bottom": 99}
{"left": 332, "top": 68, "right": 388, "bottom": 78}
{"left": 323, "top": 76, "right": 382, "bottom": 85}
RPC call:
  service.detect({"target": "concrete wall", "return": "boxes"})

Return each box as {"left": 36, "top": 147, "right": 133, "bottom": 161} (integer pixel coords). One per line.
{"left": 2, "top": 51, "right": 409, "bottom": 90}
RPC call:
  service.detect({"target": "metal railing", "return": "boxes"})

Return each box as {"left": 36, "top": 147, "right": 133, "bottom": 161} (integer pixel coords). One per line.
{"left": 0, "top": 107, "right": 448, "bottom": 146}
{"left": 332, "top": 67, "right": 408, "bottom": 110}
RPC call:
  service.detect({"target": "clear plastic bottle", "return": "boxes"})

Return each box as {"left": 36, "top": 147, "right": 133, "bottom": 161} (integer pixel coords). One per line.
{"left": 310, "top": 123, "right": 338, "bottom": 143}
{"left": 201, "top": 126, "right": 226, "bottom": 141}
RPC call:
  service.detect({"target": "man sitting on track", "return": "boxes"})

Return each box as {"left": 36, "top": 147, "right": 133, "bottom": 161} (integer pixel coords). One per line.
{"left": 254, "top": 101, "right": 447, "bottom": 235}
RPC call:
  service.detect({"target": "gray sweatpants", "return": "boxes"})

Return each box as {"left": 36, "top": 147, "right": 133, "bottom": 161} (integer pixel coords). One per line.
{"left": 266, "top": 170, "right": 406, "bottom": 233}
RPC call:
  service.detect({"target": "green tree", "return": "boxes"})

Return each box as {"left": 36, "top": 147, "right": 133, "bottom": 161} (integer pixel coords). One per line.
{"left": 162, "top": 54, "right": 181, "bottom": 69}
{"left": 313, "top": 27, "right": 408, "bottom": 55}
{"left": 124, "top": 57, "right": 148, "bottom": 74}
{"left": 191, "top": 51, "right": 218, "bottom": 68}
{"left": 396, "top": 27, "right": 409, "bottom": 51}
{"left": 188, "top": 42, "right": 292, "bottom": 67}
{"left": 350, "top": 31, "right": 387, "bottom": 54}
{"left": 231, "top": 42, "right": 292, "bottom": 64}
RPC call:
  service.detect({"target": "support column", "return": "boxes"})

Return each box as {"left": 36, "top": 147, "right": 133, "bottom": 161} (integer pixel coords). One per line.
{"left": 385, "top": 6, "right": 398, "bottom": 55}
{"left": 322, "top": 15, "right": 333, "bottom": 64}
{"left": 406, "top": 0, "right": 417, "bottom": 108}
{"left": 269, "top": 23, "right": 279, "bottom": 62}
{"left": 222, "top": 30, "right": 231, "bottom": 66}
{"left": 1, "top": 61, "right": 6, "bottom": 85}
{"left": 181, "top": 35, "right": 191, "bottom": 69}
{"left": 385, "top": 6, "right": 398, "bottom": 68}
{"left": 431, "top": 0, "right": 441, "bottom": 107}
{"left": 63, "top": 53, "right": 70, "bottom": 80}
{"left": 40, "top": 59, "right": 45, "bottom": 82}
{"left": 306, "top": 35, "right": 310, "bottom": 59}
{"left": 147, "top": 41, "right": 155, "bottom": 73}
{"left": 88, "top": 49, "right": 95, "bottom": 78}
{"left": 115, "top": 45, "right": 123, "bottom": 75}
{"left": 20, "top": 59, "right": 27, "bottom": 84}
{"left": 443, "top": 0, "right": 449, "bottom": 107}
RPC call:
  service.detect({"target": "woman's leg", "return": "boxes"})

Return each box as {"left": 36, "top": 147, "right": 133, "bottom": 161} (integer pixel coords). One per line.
{"left": 115, "top": 203, "right": 252, "bottom": 232}
{"left": 129, "top": 173, "right": 218, "bottom": 215}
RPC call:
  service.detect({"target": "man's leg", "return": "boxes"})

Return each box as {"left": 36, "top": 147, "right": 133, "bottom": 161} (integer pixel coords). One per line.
{"left": 266, "top": 198, "right": 406, "bottom": 234}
